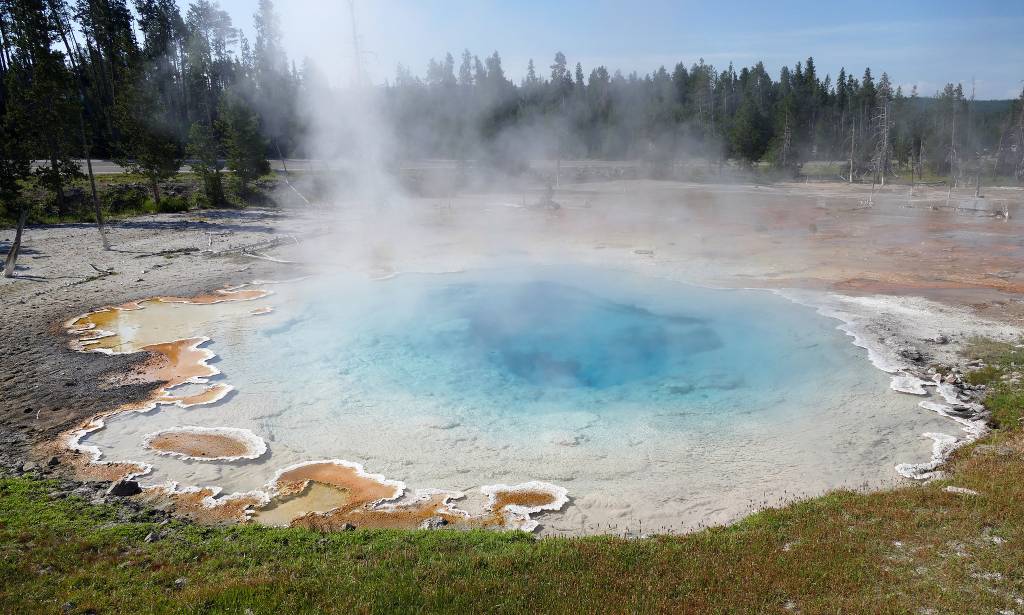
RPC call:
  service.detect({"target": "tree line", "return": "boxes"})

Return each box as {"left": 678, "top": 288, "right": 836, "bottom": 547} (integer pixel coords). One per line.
{"left": 388, "top": 51, "right": 1024, "bottom": 184}
{"left": 2, "top": 0, "right": 1024, "bottom": 233}
{"left": 0, "top": 0, "right": 292, "bottom": 225}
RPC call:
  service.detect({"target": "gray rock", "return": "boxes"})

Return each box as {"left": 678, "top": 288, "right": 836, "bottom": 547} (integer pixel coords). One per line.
{"left": 340, "top": 523, "right": 356, "bottom": 531}
{"left": 173, "top": 577, "right": 187, "bottom": 590}
{"left": 47, "top": 456, "right": 60, "bottom": 467}
{"left": 20, "top": 461, "right": 38, "bottom": 472}
{"left": 899, "top": 346, "right": 924, "bottom": 362}
{"left": 107, "top": 480, "right": 142, "bottom": 497}
{"left": 419, "top": 516, "right": 449, "bottom": 530}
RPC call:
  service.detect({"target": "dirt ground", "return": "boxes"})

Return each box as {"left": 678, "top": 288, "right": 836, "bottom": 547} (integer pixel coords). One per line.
{"left": 2, "top": 177, "right": 1023, "bottom": 474}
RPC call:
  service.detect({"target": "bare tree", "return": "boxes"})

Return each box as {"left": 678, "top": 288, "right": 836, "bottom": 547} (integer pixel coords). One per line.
{"left": 945, "top": 111, "right": 959, "bottom": 209}
{"left": 3, "top": 207, "right": 28, "bottom": 278}
{"left": 871, "top": 74, "right": 893, "bottom": 188}
{"left": 50, "top": 1, "right": 109, "bottom": 249}
{"left": 848, "top": 122, "right": 855, "bottom": 183}
{"left": 779, "top": 112, "right": 792, "bottom": 170}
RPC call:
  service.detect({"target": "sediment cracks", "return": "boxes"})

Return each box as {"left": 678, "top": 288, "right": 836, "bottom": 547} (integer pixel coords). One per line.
{"left": 59, "top": 285, "right": 568, "bottom": 531}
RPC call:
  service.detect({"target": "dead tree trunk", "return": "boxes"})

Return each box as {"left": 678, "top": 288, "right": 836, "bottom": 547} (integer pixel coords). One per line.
{"left": 872, "top": 96, "right": 891, "bottom": 187}
{"left": 848, "top": 123, "right": 855, "bottom": 183}
{"left": 80, "top": 114, "right": 109, "bottom": 249}
{"left": 274, "top": 140, "right": 289, "bottom": 175}
{"left": 150, "top": 177, "right": 161, "bottom": 205}
{"left": 48, "top": 150, "right": 66, "bottom": 218}
{"left": 53, "top": 6, "right": 109, "bottom": 250}
{"left": 3, "top": 207, "right": 28, "bottom": 278}
{"left": 946, "top": 108, "right": 956, "bottom": 208}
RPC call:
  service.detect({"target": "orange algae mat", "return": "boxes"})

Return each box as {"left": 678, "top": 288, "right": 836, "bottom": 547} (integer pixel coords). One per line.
{"left": 57, "top": 285, "right": 569, "bottom": 531}
{"left": 258, "top": 460, "right": 567, "bottom": 531}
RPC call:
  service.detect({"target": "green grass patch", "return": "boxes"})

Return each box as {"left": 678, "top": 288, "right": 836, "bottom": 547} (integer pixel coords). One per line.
{"left": 963, "top": 336, "right": 1024, "bottom": 431}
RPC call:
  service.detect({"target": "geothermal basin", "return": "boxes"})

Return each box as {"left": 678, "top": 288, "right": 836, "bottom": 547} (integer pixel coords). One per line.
{"left": 67, "top": 265, "right": 958, "bottom": 534}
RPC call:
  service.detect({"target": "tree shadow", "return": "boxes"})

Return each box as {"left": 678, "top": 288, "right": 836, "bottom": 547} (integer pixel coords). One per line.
{"left": 114, "top": 215, "right": 276, "bottom": 235}
{"left": 0, "top": 243, "right": 41, "bottom": 256}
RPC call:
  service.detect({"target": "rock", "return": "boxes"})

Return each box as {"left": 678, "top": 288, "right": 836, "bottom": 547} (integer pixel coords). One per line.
{"left": 47, "top": 456, "right": 60, "bottom": 467}
{"left": 173, "top": 577, "right": 187, "bottom": 590}
{"left": 144, "top": 531, "right": 163, "bottom": 543}
{"left": 943, "top": 486, "right": 980, "bottom": 496}
{"left": 107, "top": 480, "right": 142, "bottom": 497}
{"left": 61, "top": 602, "right": 75, "bottom": 614}
{"left": 934, "top": 335, "right": 950, "bottom": 344}
{"left": 419, "top": 516, "right": 449, "bottom": 530}
{"left": 976, "top": 445, "right": 1018, "bottom": 458}
{"left": 20, "top": 461, "right": 38, "bottom": 472}
{"left": 899, "top": 347, "right": 924, "bottom": 362}
{"left": 340, "top": 523, "right": 356, "bottom": 531}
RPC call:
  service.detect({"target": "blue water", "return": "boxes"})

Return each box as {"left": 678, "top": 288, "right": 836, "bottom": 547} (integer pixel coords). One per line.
{"left": 260, "top": 266, "right": 856, "bottom": 422}
{"left": 414, "top": 280, "right": 718, "bottom": 389}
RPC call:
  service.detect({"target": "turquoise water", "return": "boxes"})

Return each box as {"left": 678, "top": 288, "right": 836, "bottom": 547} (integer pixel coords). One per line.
{"left": 260, "top": 266, "right": 851, "bottom": 422}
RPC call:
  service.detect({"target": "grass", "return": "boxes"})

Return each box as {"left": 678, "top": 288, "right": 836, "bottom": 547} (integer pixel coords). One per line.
{"left": 2, "top": 349, "right": 1023, "bottom": 613}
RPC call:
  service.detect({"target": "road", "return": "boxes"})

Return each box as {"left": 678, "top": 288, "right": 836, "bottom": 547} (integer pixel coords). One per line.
{"left": 32, "top": 158, "right": 645, "bottom": 175}
{"left": 31, "top": 159, "right": 307, "bottom": 175}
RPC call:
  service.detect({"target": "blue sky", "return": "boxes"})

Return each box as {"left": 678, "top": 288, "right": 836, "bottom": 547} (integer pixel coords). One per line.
{"left": 216, "top": 0, "right": 1024, "bottom": 98}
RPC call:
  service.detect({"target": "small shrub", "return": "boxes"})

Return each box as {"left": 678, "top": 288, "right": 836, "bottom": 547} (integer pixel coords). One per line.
{"left": 102, "top": 184, "right": 149, "bottom": 213}
{"left": 156, "top": 195, "right": 189, "bottom": 213}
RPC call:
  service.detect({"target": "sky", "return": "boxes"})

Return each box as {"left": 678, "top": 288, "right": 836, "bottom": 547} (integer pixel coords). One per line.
{"left": 216, "top": 0, "right": 1024, "bottom": 99}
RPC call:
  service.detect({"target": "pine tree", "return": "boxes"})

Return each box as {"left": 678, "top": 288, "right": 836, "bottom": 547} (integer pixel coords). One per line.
{"left": 113, "top": 79, "right": 182, "bottom": 204}
{"left": 1, "top": 64, "right": 33, "bottom": 277}
{"left": 187, "top": 120, "right": 225, "bottom": 205}
{"left": 730, "top": 96, "right": 770, "bottom": 163}
{"left": 457, "top": 49, "right": 472, "bottom": 86}
{"left": 221, "top": 95, "right": 268, "bottom": 193}
{"left": 524, "top": 58, "right": 538, "bottom": 87}
{"left": 6, "top": 0, "right": 83, "bottom": 217}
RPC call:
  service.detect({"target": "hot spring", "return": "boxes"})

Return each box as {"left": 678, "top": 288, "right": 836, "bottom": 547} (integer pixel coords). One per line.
{"left": 73, "top": 265, "right": 954, "bottom": 533}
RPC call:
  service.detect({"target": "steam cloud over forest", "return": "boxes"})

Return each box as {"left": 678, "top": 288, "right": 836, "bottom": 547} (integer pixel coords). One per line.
{"left": 1, "top": 0, "right": 1023, "bottom": 223}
